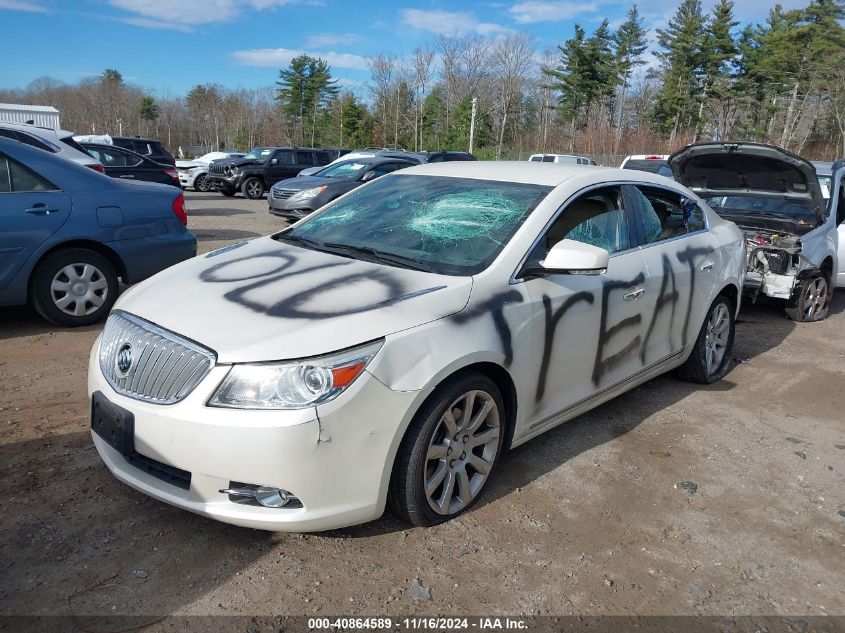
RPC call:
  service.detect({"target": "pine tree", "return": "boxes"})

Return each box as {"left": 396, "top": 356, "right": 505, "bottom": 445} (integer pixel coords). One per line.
{"left": 698, "top": 0, "right": 738, "bottom": 139}
{"left": 651, "top": 0, "right": 708, "bottom": 142}
{"left": 275, "top": 55, "right": 339, "bottom": 146}
{"left": 612, "top": 5, "right": 648, "bottom": 138}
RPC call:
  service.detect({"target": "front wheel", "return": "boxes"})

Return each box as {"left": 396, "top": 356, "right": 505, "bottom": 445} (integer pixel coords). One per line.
{"left": 389, "top": 372, "right": 504, "bottom": 527}
{"left": 241, "top": 177, "right": 265, "bottom": 200}
{"left": 195, "top": 174, "right": 212, "bottom": 192}
{"left": 31, "top": 248, "right": 119, "bottom": 327}
{"left": 677, "top": 294, "right": 735, "bottom": 384}
{"left": 785, "top": 273, "right": 829, "bottom": 322}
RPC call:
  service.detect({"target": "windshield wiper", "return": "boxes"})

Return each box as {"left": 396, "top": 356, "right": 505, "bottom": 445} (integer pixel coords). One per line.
{"left": 320, "top": 242, "right": 434, "bottom": 272}
{"left": 272, "top": 232, "right": 328, "bottom": 249}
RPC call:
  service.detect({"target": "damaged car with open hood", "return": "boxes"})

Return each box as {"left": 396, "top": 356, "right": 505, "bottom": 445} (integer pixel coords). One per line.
{"left": 669, "top": 143, "right": 843, "bottom": 322}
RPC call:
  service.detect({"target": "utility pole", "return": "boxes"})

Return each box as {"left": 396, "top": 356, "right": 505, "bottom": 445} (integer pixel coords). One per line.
{"left": 468, "top": 96, "right": 477, "bottom": 154}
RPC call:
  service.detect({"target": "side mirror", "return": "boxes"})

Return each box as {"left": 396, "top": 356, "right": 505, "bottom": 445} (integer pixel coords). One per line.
{"left": 528, "top": 239, "right": 610, "bottom": 276}
{"left": 360, "top": 171, "right": 377, "bottom": 182}
{"left": 270, "top": 158, "right": 278, "bottom": 165}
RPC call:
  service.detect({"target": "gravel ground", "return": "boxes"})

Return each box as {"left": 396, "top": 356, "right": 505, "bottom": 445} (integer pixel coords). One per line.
{"left": 1, "top": 190, "right": 843, "bottom": 621}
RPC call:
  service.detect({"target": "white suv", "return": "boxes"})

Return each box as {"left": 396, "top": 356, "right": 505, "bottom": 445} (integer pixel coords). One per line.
{"left": 0, "top": 122, "right": 103, "bottom": 172}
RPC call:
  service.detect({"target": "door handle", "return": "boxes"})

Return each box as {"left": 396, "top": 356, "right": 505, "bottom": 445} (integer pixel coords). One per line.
{"left": 26, "top": 205, "right": 61, "bottom": 215}
{"left": 118, "top": 175, "right": 135, "bottom": 179}
{"left": 700, "top": 262, "right": 714, "bottom": 272}
{"left": 623, "top": 288, "right": 645, "bottom": 301}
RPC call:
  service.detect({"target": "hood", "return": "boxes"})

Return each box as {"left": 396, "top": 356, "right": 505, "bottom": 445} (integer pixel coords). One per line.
{"left": 113, "top": 236, "right": 472, "bottom": 363}
{"left": 176, "top": 160, "right": 202, "bottom": 169}
{"left": 214, "top": 156, "right": 259, "bottom": 168}
{"left": 669, "top": 142, "right": 826, "bottom": 213}
{"left": 272, "top": 175, "right": 339, "bottom": 191}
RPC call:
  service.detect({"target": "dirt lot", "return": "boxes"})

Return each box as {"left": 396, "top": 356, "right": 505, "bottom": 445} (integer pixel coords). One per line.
{"left": 1, "top": 191, "right": 844, "bottom": 622}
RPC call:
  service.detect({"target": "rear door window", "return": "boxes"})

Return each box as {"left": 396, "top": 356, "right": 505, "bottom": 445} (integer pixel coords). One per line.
{"left": 627, "top": 185, "right": 705, "bottom": 245}
{"left": 0, "top": 154, "right": 56, "bottom": 192}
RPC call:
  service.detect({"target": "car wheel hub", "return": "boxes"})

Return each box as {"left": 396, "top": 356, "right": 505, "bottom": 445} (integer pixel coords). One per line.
{"left": 803, "top": 278, "right": 827, "bottom": 319}
{"left": 424, "top": 390, "right": 500, "bottom": 516}
{"left": 704, "top": 303, "right": 730, "bottom": 375}
{"left": 50, "top": 263, "right": 108, "bottom": 317}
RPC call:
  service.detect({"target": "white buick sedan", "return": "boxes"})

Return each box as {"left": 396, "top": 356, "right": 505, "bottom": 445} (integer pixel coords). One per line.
{"left": 88, "top": 162, "right": 744, "bottom": 531}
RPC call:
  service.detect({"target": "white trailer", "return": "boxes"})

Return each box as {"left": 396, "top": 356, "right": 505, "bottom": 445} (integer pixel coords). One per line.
{"left": 0, "top": 103, "right": 60, "bottom": 129}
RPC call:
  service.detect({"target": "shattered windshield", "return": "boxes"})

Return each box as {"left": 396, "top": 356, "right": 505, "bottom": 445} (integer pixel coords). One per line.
{"left": 243, "top": 148, "right": 274, "bottom": 163}
{"left": 279, "top": 174, "right": 551, "bottom": 275}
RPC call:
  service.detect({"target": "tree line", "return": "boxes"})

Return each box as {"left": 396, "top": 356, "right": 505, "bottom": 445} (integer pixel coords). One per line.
{"left": 1, "top": 0, "right": 843, "bottom": 160}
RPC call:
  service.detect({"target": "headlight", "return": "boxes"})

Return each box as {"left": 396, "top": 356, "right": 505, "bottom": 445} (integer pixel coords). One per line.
{"left": 208, "top": 340, "right": 383, "bottom": 409}
{"left": 289, "top": 186, "right": 327, "bottom": 201}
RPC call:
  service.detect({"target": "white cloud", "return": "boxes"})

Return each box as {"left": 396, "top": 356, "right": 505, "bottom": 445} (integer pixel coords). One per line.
{"left": 304, "top": 33, "right": 362, "bottom": 49}
{"left": 232, "top": 48, "right": 370, "bottom": 70}
{"left": 118, "top": 16, "right": 194, "bottom": 32}
{"left": 0, "top": 0, "right": 48, "bottom": 11}
{"left": 107, "top": 0, "right": 302, "bottom": 28}
{"left": 507, "top": 1, "right": 598, "bottom": 24}
{"left": 400, "top": 8, "right": 511, "bottom": 38}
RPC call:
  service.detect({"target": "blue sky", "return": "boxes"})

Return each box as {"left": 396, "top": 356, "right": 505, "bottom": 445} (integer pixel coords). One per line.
{"left": 0, "top": 0, "right": 807, "bottom": 98}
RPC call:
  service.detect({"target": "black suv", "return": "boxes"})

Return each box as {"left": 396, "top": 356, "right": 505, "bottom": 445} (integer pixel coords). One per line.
{"left": 111, "top": 136, "right": 174, "bottom": 165}
{"left": 206, "top": 147, "right": 332, "bottom": 199}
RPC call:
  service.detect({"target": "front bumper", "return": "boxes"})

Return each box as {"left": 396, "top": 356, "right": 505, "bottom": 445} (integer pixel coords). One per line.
{"left": 178, "top": 170, "right": 199, "bottom": 188}
{"left": 267, "top": 192, "right": 319, "bottom": 218}
{"left": 207, "top": 174, "right": 239, "bottom": 192}
{"left": 88, "top": 339, "right": 424, "bottom": 531}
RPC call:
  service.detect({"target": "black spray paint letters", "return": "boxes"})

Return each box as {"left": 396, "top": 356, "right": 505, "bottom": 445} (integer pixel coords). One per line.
{"left": 199, "top": 250, "right": 413, "bottom": 319}
{"left": 640, "top": 254, "right": 679, "bottom": 364}
{"left": 591, "top": 272, "right": 646, "bottom": 386}
{"left": 676, "top": 245, "right": 714, "bottom": 345}
{"left": 535, "top": 291, "right": 594, "bottom": 402}
{"left": 450, "top": 290, "right": 524, "bottom": 367}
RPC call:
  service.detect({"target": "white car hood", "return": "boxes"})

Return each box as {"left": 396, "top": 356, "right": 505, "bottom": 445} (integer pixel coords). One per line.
{"left": 114, "top": 237, "right": 473, "bottom": 363}
{"left": 175, "top": 160, "right": 203, "bottom": 169}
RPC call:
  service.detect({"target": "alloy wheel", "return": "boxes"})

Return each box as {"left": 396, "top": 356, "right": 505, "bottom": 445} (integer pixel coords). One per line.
{"left": 704, "top": 302, "right": 730, "bottom": 375}
{"left": 50, "top": 263, "right": 108, "bottom": 317}
{"left": 423, "top": 390, "right": 500, "bottom": 516}
{"left": 246, "top": 180, "right": 263, "bottom": 198}
{"left": 802, "top": 277, "right": 827, "bottom": 320}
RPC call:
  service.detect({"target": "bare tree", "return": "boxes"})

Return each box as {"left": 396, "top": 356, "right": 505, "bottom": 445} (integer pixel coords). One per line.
{"left": 489, "top": 32, "right": 536, "bottom": 159}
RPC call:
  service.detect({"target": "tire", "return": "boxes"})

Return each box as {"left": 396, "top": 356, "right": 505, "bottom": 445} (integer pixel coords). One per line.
{"left": 217, "top": 186, "right": 236, "bottom": 197}
{"left": 195, "top": 174, "right": 211, "bottom": 192}
{"left": 31, "top": 248, "right": 119, "bottom": 327}
{"left": 785, "top": 273, "right": 830, "bottom": 322}
{"left": 677, "top": 294, "right": 735, "bottom": 384}
{"left": 241, "top": 177, "right": 265, "bottom": 200}
{"left": 389, "top": 372, "right": 505, "bottom": 527}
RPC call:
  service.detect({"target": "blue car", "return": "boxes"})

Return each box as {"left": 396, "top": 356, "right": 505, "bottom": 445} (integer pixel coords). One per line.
{"left": 0, "top": 137, "right": 197, "bottom": 326}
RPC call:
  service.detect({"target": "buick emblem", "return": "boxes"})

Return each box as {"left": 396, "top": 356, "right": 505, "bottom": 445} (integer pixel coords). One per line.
{"left": 115, "top": 343, "right": 133, "bottom": 376}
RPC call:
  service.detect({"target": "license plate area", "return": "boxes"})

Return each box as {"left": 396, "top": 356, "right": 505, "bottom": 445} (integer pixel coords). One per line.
{"left": 91, "top": 391, "right": 192, "bottom": 491}
{"left": 92, "top": 390, "right": 135, "bottom": 455}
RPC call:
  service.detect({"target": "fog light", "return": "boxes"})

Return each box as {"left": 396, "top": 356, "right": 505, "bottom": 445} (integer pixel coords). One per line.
{"left": 254, "top": 486, "right": 290, "bottom": 508}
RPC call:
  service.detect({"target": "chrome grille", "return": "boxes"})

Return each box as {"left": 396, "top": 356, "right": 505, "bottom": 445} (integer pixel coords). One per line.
{"left": 272, "top": 188, "right": 297, "bottom": 200}
{"left": 99, "top": 311, "right": 216, "bottom": 404}
{"left": 208, "top": 163, "right": 227, "bottom": 175}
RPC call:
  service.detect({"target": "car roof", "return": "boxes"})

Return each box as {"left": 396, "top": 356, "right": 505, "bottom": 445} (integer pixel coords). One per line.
{"left": 0, "top": 120, "right": 74, "bottom": 139}
{"left": 398, "top": 161, "right": 623, "bottom": 186}
{"left": 624, "top": 154, "right": 669, "bottom": 160}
